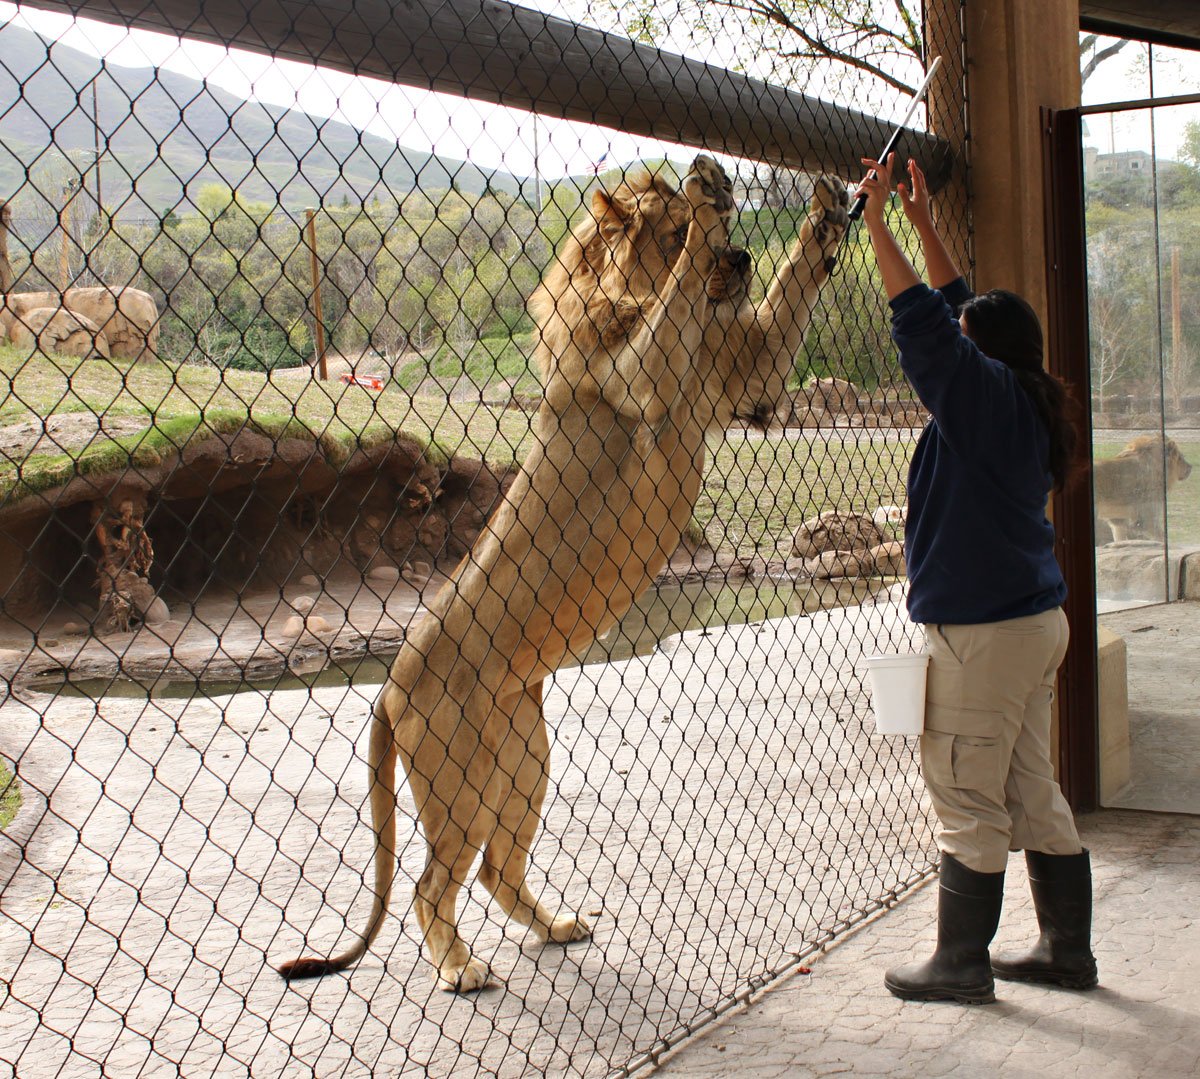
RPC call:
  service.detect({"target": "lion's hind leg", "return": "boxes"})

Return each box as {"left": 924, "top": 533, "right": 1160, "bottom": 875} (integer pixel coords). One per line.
{"left": 478, "top": 684, "right": 591, "bottom": 945}
{"left": 407, "top": 745, "right": 496, "bottom": 992}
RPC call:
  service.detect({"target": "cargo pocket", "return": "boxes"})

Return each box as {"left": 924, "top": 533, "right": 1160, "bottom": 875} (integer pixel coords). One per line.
{"left": 921, "top": 704, "right": 1004, "bottom": 791}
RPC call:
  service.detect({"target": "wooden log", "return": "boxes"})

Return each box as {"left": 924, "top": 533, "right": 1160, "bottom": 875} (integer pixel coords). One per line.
{"left": 29, "top": 0, "right": 953, "bottom": 187}
{"left": 92, "top": 493, "right": 154, "bottom": 633}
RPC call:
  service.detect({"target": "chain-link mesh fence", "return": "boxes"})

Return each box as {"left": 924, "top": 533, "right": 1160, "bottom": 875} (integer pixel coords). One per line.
{"left": 0, "top": 0, "right": 970, "bottom": 1074}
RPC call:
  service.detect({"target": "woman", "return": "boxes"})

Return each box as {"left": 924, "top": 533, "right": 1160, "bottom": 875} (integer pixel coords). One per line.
{"left": 856, "top": 154, "right": 1097, "bottom": 1004}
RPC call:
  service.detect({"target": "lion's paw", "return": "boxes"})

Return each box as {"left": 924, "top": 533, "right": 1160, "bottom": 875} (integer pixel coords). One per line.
{"left": 683, "top": 155, "right": 734, "bottom": 218}
{"left": 812, "top": 176, "right": 850, "bottom": 246}
{"left": 543, "top": 913, "right": 592, "bottom": 944}
{"left": 437, "top": 956, "right": 491, "bottom": 993}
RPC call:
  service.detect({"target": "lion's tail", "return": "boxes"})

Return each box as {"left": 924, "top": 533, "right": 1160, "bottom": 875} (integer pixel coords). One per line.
{"left": 277, "top": 706, "right": 398, "bottom": 981}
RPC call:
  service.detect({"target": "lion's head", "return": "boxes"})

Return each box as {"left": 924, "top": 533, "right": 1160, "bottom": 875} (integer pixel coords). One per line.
{"left": 1118, "top": 434, "right": 1193, "bottom": 484}
{"left": 530, "top": 170, "right": 749, "bottom": 384}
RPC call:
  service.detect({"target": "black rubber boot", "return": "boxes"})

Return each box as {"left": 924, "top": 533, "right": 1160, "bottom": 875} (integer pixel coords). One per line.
{"left": 885, "top": 853, "right": 1004, "bottom": 1004}
{"left": 991, "top": 849, "right": 1098, "bottom": 989}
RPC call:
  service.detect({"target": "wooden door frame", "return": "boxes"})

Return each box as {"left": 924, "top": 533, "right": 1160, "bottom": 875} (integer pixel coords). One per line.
{"left": 1042, "top": 105, "right": 1099, "bottom": 812}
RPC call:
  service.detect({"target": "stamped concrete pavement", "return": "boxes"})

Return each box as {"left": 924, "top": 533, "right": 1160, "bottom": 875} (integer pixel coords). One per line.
{"left": 654, "top": 809, "right": 1200, "bottom": 1078}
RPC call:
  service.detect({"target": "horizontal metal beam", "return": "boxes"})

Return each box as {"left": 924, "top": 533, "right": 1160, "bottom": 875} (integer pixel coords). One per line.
{"left": 25, "top": 0, "right": 953, "bottom": 188}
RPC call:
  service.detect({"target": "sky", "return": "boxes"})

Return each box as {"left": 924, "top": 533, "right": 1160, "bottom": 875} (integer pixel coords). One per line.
{"left": 0, "top": 2, "right": 1196, "bottom": 181}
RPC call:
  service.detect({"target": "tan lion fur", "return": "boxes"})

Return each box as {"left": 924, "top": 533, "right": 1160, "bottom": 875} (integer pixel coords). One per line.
{"left": 1093, "top": 433, "right": 1192, "bottom": 542}
{"left": 276, "top": 157, "right": 849, "bottom": 991}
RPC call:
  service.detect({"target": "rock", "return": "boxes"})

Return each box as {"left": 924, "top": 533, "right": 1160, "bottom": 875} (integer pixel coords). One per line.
{"left": 411, "top": 560, "right": 433, "bottom": 579}
{"left": 6, "top": 306, "right": 110, "bottom": 360}
{"left": 127, "top": 577, "right": 170, "bottom": 624}
{"left": 39, "top": 637, "right": 60, "bottom": 648}
{"left": 1095, "top": 541, "right": 1178, "bottom": 601}
{"left": 298, "top": 574, "right": 320, "bottom": 589}
{"left": 4, "top": 285, "right": 159, "bottom": 361}
{"left": 802, "top": 376, "right": 861, "bottom": 413}
{"left": 369, "top": 565, "right": 401, "bottom": 583}
{"left": 868, "top": 540, "right": 906, "bottom": 576}
{"left": 802, "top": 549, "right": 872, "bottom": 579}
{"left": 151, "top": 620, "right": 185, "bottom": 642}
{"left": 281, "top": 614, "right": 332, "bottom": 638}
{"left": 792, "top": 510, "right": 886, "bottom": 560}
{"left": 288, "top": 594, "right": 316, "bottom": 614}
{"left": 282, "top": 615, "right": 305, "bottom": 638}
{"left": 143, "top": 598, "right": 170, "bottom": 625}
{"left": 62, "top": 621, "right": 86, "bottom": 636}
{"left": 871, "top": 504, "right": 907, "bottom": 530}
{"left": 0, "top": 648, "right": 25, "bottom": 679}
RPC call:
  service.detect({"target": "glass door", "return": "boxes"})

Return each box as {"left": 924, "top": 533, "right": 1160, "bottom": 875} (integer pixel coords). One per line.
{"left": 1083, "top": 98, "right": 1200, "bottom": 811}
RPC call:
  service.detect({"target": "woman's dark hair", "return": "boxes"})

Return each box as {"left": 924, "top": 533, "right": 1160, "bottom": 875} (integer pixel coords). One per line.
{"left": 959, "top": 289, "right": 1079, "bottom": 490}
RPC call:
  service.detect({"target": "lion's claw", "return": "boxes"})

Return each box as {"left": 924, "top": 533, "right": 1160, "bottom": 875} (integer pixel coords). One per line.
{"left": 683, "top": 154, "right": 734, "bottom": 216}
{"left": 811, "top": 176, "right": 850, "bottom": 247}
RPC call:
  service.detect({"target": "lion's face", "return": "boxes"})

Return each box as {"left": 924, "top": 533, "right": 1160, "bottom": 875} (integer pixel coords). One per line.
{"left": 1165, "top": 438, "right": 1193, "bottom": 484}
{"left": 589, "top": 173, "right": 750, "bottom": 311}
{"left": 530, "top": 170, "right": 753, "bottom": 401}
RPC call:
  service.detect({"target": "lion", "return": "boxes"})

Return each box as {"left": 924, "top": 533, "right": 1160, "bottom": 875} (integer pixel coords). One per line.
{"left": 276, "top": 157, "right": 849, "bottom": 991}
{"left": 1093, "top": 434, "right": 1192, "bottom": 543}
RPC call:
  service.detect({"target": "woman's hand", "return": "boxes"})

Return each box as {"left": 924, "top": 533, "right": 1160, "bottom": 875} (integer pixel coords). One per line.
{"left": 854, "top": 153, "right": 921, "bottom": 299}
{"left": 897, "top": 158, "right": 934, "bottom": 232}
{"left": 855, "top": 154, "right": 895, "bottom": 228}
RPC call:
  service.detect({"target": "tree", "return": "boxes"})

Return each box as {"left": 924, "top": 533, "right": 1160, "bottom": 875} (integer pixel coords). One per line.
{"left": 1181, "top": 120, "right": 1200, "bottom": 172}
{"left": 591, "top": 1, "right": 1129, "bottom": 97}
{"left": 697, "top": 0, "right": 921, "bottom": 93}
{"left": 1079, "top": 34, "right": 1130, "bottom": 86}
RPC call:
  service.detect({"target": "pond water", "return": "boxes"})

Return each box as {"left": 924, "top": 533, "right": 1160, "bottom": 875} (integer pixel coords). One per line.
{"left": 41, "top": 574, "right": 894, "bottom": 701}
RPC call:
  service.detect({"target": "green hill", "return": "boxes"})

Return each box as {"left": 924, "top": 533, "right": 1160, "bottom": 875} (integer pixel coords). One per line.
{"left": 0, "top": 21, "right": 523, "bottom": 216}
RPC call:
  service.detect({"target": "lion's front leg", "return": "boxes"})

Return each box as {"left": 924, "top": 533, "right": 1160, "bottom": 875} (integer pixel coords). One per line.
{"left": 611, "top": 155, "right": 733, "bottom": 431}
{"left": 752, "top": 175, "right": 851, "bottom": 379}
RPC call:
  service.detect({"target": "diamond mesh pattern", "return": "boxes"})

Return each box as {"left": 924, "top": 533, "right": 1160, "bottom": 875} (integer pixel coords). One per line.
{"left": 0, "top": 1, "right": 970, "bottom": 1075}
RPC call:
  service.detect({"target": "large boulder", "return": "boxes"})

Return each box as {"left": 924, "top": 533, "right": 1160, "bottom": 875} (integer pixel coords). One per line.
{"left": 3, "top": 286, "right": 158, "bottom": 361}
{"left": 6, "top": 306, "right": 110, "bottom": 360}
{"left": 793, "top": 540, "right": 906, "bottom": 580}
{"left": 792, "top": 509, "right": 887, "bottom": 560}
{"left": 803, "top": 376, "right": 861, "bottom": 414}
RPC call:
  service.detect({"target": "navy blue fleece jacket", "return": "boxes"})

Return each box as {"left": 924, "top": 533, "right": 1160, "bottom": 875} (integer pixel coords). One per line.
{"left": 890, "top": 278, "right": 1066, "bottom": 625}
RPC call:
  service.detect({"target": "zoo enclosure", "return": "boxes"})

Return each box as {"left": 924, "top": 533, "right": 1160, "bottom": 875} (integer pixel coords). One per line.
{"left": 0, "top": 1, "right": 971, "bottom": 1076}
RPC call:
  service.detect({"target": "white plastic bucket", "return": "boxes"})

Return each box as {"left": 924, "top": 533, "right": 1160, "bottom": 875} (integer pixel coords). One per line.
{"left": 862, "top": 652, "right": 929, "bottom": 736}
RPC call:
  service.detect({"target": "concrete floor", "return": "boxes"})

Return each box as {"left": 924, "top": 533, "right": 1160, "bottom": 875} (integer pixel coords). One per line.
{"left": 654, "top": 809, "right": 1200, "bottom": 1079}
{"left": 654, "top": 604, "right": 1200, "bottom": 1079}
{"left": 2, "top": 597, "right": 1195, "bottom": 1078}
{"left": 1101, "top": 601, "right": 1200, "bottom": 814}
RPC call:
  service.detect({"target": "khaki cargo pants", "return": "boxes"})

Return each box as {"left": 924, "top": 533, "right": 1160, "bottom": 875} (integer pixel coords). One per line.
{"left": 921, "top": 607, "right": 1082, "bottom": 874}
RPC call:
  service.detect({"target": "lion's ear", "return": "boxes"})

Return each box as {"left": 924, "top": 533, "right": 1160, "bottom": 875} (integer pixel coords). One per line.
{"left": 592, "top": 188, "right": 638, "bottom": 242}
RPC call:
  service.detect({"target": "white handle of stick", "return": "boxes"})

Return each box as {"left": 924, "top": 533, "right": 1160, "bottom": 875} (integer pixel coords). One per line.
{"left": 848, "top": 56, "right": 943, "bottom": 221}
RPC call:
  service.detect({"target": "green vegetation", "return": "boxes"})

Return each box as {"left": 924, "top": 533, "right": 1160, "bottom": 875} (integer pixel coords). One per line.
{"left": 0, "top": 759, "right": 20, "bottom": 831}
{"left": 0, "top": 344, "right": 539, "bottom": 502}
{"left": 698, "top": 430, "right": 911, "bottom": 558}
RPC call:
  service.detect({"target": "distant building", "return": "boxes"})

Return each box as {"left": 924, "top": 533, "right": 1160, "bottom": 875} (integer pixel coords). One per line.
{"left": 1084, "top": 148, "right": 1154, "bottom": 177}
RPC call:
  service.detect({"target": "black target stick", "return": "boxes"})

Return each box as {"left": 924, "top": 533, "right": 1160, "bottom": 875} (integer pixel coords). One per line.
{"left": 848, "top": 56, "right": 943, "bottom": 222}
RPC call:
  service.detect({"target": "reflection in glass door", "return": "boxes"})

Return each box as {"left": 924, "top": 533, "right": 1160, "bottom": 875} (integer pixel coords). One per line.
{"left": 1083, "top": 99, "right": 1200, "bottom": 813}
